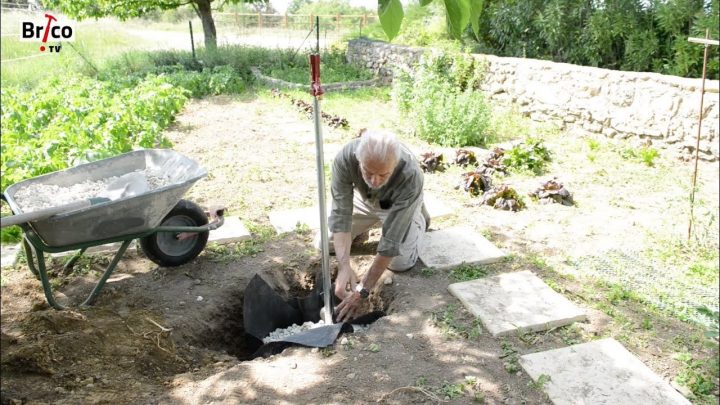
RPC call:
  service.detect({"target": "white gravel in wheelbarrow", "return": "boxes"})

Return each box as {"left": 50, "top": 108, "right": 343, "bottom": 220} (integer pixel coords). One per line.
{"left": 13, "top": 168, "right": 171, "bottom": 212}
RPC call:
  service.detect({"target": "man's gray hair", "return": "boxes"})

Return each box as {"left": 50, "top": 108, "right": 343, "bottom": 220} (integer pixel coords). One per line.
{"left": 355, "top": 130, "right": 401, "bottom": 165}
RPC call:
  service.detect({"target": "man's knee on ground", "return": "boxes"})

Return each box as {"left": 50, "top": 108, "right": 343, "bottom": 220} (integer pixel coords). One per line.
{"left": 388, "top": 255, "right": 417, "bottom": 272}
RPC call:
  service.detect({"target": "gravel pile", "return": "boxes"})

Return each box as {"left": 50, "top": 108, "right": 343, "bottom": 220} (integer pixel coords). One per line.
{"left": 13, "top": 168, "right": 171, "bottom": 212}
{"left": 263, "top": 320, "right": 328, "bottom": 343}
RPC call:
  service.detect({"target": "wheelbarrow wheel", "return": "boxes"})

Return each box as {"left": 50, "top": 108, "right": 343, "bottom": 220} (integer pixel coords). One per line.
{"left": 140, "top": 199, "right": 209, "bottom": 267}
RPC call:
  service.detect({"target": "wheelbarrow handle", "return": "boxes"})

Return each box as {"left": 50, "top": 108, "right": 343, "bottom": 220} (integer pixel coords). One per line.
{"left": 0, "top": 197, "right": 110, "bottom": 228}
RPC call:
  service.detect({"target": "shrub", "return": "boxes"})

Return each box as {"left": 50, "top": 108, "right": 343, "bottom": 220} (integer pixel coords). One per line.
{"left": 393, "top": 52, "right": 492, "bottom": 147}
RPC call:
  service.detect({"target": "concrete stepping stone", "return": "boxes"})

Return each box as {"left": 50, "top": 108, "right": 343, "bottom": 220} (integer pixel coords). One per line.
{"left": 420, "top": 225, "right": 506, "bottom": 270}
{"left": 423, "top": 193, "right": 453, "bottom": 220}
{"left": 1, "top": 244, "right": 21, "bottom": 267}
{"left": 269, "top": 207, "right": 329, "bottom": 234}
{"left": 448, "top": 270, "right": 586, "bottom": 337}
{"left": 520, "top": 338, "right": 691, "bottom": 405}
{"left": 208, "top": 216, "right": 250, "bottom": 244}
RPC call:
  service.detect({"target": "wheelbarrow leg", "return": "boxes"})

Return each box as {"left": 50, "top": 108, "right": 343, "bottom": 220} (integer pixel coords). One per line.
{"left": 23, "top": 237, "right": 40, "bottom": 280}
{"left": 80, "top": 240, "right": 132, "bottom": 307}
{"left": 62, "top": 248, "right": 87, "bottom": 276}
{"left": 32, "top": 248, "right": 66, "bottom": 310}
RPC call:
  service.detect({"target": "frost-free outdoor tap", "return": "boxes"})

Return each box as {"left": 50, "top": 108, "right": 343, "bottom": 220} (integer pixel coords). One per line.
{"left": 309, "top": 16, "right": 333, "bottom": 324}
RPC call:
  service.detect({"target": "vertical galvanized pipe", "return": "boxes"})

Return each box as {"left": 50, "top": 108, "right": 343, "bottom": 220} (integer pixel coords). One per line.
{"left": 312, "top": 16, "right": 333, "bottom": 323}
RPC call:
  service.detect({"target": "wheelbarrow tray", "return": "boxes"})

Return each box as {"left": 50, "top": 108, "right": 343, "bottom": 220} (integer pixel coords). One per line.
{"left": 3, "top": 149, "right": 207, "bottom": 247}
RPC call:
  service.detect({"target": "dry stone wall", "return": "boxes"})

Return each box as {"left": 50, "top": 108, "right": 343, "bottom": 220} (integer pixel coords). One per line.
{"left": 347, "top": 38, "right": 720, "bottom": 161}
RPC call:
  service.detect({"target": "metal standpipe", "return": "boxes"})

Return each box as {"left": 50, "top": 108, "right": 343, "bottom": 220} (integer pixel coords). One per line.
{"left": 313, "top": 96, "right": 333, "bottom": 324}
{"left": 310, "top": 16, "right": 333, "bottom": 324}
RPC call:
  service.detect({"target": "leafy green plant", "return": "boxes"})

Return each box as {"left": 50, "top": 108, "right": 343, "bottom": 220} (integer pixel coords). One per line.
{"left": 450, "top": 263, "right": 487, "bottom": 281}
{"left": 638, "top": 147, "right": 660, "bottom": 166}
{"left": 437, "top": 381, "right": 465, "bottom": 399}
{"left": 500, "top": 341, "right": 520, "bottom": 373}
{"left": 673, "top": 352, "right": 719, "bottom": 399}
{"left": 431, "top": 304, "right": 482, "bottom": 340}
{"left": 264, "top": 50, "right": 373, "bottom": 84}
{"left": 393, "top": 52, "right": 493, "bottom": 147}
{"left": 1, "top": 74, "right": 185, "bottom": 193}
{"left": 503, "top": 137, "right": 552, "bottom": 174}
{"left": 528, "top": 374, "right": 551, "bottom": 390}
{"left": 164, "top": 66, "right": 246, "bottom": 98}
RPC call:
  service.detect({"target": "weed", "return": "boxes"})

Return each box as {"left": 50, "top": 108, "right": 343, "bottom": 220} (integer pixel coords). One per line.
{"left": 558, "top": 325, "right": 582, "bottom": 345}
{"left": 294, "top": 222, "right": 312, "bottom": 235}
{"left": 586, "top": 139, "right": 601, "bottom": 151}
{"left": 366, "top": 343, "right": 380, "bottom": 353}
{"left": 420, "top": 267, "right": 436, "bottom": 277}
{"left": 673, "top": 352, "right": 719, "bottom": 399}
{"left": 430, "top": 304, "right": 483, "bottom": 340}
{"left": 528, "top": 374, "right": 551, "bottom": 390}
{"left": 500, "top": 341, "right": 520, "bottom": 373}
{"left": 415, "top": 376, "right": 428, "bottom": 387}
{"left": 320, "top": 347, "right": 336, "bottom": 357}
{"left": 607, "top": 283, "right": 637, "bottom": 305}
{"left": 638, "top": 147, "right": 660, "bottom": 166}
{"left": 641, "top": 317, "right": 653, "bottom": 331}
{"left": 437, "top": 381, "right": 465, "bottom": 399}
{"left": 449, "top": 263, "right": 487, "bottom": 281}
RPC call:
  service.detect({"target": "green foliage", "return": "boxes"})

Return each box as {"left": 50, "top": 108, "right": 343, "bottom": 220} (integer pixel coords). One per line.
{"left": 263, "top": 50, "right": 373, "bottom": 84}
{"left": 162, "top": 66, "right": 247, "bottom": 98}
{"left": 1, "top": 75, "right": 185, "bottom": 193}
{"left": 430, "top": 304, "right": 483, "bottom": 340}
{"left": 290, "top": 0, "right": 369, "bottom": 15}
{"left": 607, "top": 283, "right": 638, "bottom": 305}
{"left": 696, "top": 306, "right": 719, "bottom": 340}
{"left": 393, "top": 52, "right": 492, "bottom": 147}
{"left": 503, "top": 137, "right": 552, "bottom": 174}
{"left": 673, "top": 351, "right": 719, "bottom": 399}
{"left": 500, "top": 341, "right": 520, "bottom": 373}
{"left": 471, "top": 0, "right": 718, "bottom": 79}
{"left": 437, "top": 381, "right": 465, "bottom": 399}
{"left": 449, "top": 263, "right": 487, "bottom": 281}
{"left": 528, "top": 374, "right": 551, "bottom": 390}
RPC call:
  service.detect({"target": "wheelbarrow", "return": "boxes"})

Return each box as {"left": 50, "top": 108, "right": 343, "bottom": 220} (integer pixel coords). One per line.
{"left": 1, "top": 149, "right": 224, "bottom": 310}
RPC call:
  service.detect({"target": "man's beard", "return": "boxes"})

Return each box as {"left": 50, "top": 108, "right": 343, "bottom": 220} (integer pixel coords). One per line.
{"left": 363, "top": 176, "right": 388, "bottom": 190}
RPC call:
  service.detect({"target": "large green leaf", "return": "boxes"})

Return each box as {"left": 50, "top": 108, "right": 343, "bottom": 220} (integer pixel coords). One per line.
{"left": 378, "top": 0, "right": 404, "bottom": 41}
{"left": 469, "top": 0, "right": 484, "bottom": 38}
{"left": 443, "top": 0, "right": 471, "bottom": 39}
{"left": 420, "top": 0, "right": 434, "bottom": 6}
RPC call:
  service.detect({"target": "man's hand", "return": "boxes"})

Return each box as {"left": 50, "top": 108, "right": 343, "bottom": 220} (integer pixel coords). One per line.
{"left": 334, "top": 262, "right": 358, "bottom": 300}
{"left": 335, "top": 291, "right": 363, "bottom": 322}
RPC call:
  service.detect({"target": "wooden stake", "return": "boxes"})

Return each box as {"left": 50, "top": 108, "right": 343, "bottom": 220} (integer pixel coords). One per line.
{"left": 687, "top": 29, "right": 718, "bottom": 241}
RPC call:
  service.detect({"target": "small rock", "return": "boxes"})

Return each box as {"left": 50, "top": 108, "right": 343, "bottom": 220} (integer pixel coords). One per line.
{"left": 194, "top": 279, "right": 202, "bottom": 285}
{"left": 196, "top": 296, "right": 203, "bottom": 302}
{"left": 86, "top": 383, "right": 94, "bottom": 388}
{"left": 311, "top": 348, "right": 319, "bottom": 353}
{"left": 406, "top": 333, "right": 413, "bottom": 339}
{"left": 383, "top": 276, "right": 393, "bottom": 285}
{"left": 179, "top": 301, "right": 185, "bottom": 306}
{"left": 671, "top": 381, "right": 694, "bottom": 399}
{"left": 340, "top": 337, "right": 349, "bottom": 345}
{"left": 347, "top": 373, "right": 356, "bottom": 379}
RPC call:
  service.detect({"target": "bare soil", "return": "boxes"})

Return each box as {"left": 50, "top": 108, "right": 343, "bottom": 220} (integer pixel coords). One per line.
{"left": 1, "top": 92, "right": 717, "bottom": 405}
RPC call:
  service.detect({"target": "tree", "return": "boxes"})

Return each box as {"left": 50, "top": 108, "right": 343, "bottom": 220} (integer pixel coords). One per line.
{"left": 40, "top": 0, "right": 268, "bottom": 51}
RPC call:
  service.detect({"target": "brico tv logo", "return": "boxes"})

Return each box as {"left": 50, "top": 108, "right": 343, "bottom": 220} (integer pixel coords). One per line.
{"left": 20, "top": 13, "right": 76, "bottom": 53}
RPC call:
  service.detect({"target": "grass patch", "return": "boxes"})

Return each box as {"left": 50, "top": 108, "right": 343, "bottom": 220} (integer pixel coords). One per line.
{"left": 430, "top": 303, "right": 482, "bottom": 340}
{"left": 262, "top": 49, "right": 373, "bottom": 84}
{"left": 449, "top": 263, "right": 487, "bottom": 281}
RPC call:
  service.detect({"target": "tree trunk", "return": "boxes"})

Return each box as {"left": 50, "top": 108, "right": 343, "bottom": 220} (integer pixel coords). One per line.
{"left": 194, "top": 0, "right": 217, "bottom": 51}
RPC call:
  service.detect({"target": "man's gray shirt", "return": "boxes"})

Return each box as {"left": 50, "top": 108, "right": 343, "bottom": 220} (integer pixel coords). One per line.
{"left": 328, "top": 138, "right": 424, "bottom": 257}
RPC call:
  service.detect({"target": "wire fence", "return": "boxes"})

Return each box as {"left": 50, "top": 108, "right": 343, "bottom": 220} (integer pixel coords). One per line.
{"left": 212, "top": 13, "right": 377, "bottom": 50}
